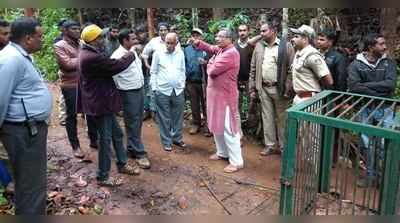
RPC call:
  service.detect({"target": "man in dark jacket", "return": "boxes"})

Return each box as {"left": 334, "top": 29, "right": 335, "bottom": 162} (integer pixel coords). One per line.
{"left": 54, "top": 20, "right": 88, "bottom": 159}
{"left": 316, "top": 29, "right": 348, "bottom": 91}
{"left": 78, "top": 24, "right": 140, "bottom": 187}
{"left": 316, "top": 29, "right": 348, "bottom": 165}
{"left": 348, "top": 33, "right": 397, "bottom": 187}
{"left": 234, "top": 24, "right": 261, "bottom": 127}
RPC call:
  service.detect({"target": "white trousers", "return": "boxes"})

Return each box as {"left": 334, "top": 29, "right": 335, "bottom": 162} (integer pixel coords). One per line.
{"left": 213, "top": 106, "right": 244, "bottom": 166}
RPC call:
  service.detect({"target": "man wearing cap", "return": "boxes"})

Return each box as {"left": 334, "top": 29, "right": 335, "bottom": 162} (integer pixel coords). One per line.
{"left": 54, "top": 20, "right": 89, "bottom": 159}
{"left": 290, "top": 25, "right": 333, "bottom": 104}
{"left": 78, "top": 24, "right": 140, "bottom": 187}
{"left": 150, "top": 32, "right": 186, "bottom": 152}
{"left": 184, "top": 28, "right": 207, "bottom": 135}
{"left": 249, "top": 21, "right": 295, "bottom": 156}
{"left": 53, "top": 18, "right": 67, "bottom": 44}
{"left": 111, "top": 29, "right": 150, "bottom": 169}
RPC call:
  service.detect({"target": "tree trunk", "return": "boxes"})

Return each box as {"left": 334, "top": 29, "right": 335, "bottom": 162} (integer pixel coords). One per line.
{"left": 78, "top": 8, "right": 84, "bottom": 25}
{"left": 282, "top": 8, "right": 288, "bottom": 38}
{"left": 212, "top": 8, "right": 224, "bottom": 20}
{"left": 128, "top": 8, "right": 136, "bottom": 29}
{"left": 192, "top": 8, "right": 199, "bottom": 28}
{"left": 147, "top": 8, "right": 155, "bottom": 39}
{"left": 24, "top": 8, "right": 35, "bottom": 17}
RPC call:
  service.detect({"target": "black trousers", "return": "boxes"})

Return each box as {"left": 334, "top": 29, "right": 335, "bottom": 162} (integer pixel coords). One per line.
{"left": 62, "top": 87, "right": 98, "bottom": 148}
{"left": 61, "top": 87, "right": 80, "bottom": 150}
{"left": 0, "top": 122, "right": 48, "bottom": 215}
{"left": 186, "top": 82, "right": 206, "bottom": 126}
{"left": 86, "top": 114, "right": 98, "bottom": 144}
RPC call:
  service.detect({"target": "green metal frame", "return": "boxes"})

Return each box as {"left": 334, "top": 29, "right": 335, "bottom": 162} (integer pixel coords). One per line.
{"left": 279, "top": 90, "right": 400, "bottom": 215}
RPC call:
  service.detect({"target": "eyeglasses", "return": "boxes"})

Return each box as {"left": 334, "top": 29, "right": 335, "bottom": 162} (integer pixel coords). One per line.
{"left": 215, "top": 35, "right": 227, "bottom": 38}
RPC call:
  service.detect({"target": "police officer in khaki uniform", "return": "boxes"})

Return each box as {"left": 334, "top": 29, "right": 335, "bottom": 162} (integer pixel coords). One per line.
{"left": 289, "top": 25, "right": 333, "bottom": 104}
{"left": 249, "top": 22, "right": 295, "bottom": 156}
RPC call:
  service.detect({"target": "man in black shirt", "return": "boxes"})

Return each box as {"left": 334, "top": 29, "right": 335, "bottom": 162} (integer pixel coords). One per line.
{"left": 316, "top": 29, "right": 348, "bottom": 91}
{"left": 234, "top": 24, "right": 261, "bottom": 129}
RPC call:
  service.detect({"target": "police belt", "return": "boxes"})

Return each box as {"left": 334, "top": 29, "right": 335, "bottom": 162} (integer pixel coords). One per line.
{"left": 296, "top": 91, "right": 318, "bottom": 98}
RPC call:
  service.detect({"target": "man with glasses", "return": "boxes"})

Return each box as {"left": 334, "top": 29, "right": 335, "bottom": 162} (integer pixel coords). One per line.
{"left": 191, "top": 28, "right": 243, "bottom": 173}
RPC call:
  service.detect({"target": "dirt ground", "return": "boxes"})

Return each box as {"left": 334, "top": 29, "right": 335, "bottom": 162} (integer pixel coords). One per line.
{"left": 37, "top": 83, "right": 283, "bottom": 215}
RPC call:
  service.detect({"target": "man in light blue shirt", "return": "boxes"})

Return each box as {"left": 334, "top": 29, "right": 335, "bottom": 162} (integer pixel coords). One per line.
{"left": 150, "top": 32, "right": 186, "bottom": 151}
{"left": 0, "top": 17, "right": 52, "bottom": 215}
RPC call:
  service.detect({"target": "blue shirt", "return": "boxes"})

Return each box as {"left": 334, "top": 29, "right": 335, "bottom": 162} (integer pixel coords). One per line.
{"left": 0, "top": 42, "right": 53, "bottom": 126}
{"left": 150, "top": 48, "right": 186, "bottom": 96}
{"left": 184, "top": 45, "right": 206, "bottom": 82}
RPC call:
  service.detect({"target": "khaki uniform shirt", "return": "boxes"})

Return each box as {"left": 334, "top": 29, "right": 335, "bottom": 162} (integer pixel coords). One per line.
{"left": 292, "top": 45, "right": 330, "bottom": 92}
{"left": 261, "top": 38, "right": 280, "bottom": 82}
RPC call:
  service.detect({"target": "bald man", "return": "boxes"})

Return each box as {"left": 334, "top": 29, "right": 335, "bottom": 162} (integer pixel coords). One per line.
{"left": 150, "top": 33, "right": 187, "bottom": 151}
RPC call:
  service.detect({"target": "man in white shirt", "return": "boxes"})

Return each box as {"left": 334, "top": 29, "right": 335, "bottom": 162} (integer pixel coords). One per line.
{"left": 141, "top": 23, "right": 181, "bottom": 120}
{"left": 150, "top": 32, "right": 186, "bottom": 151}
{"left": 111, "top": 29, "right": 150, "bottom": 169}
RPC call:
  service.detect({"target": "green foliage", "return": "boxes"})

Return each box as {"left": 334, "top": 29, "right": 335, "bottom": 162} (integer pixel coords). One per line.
{"left": 0, "top": 8, "right": 24, "bottom": 21}
{"left": 33, "top": 8, "right": 71, "bottom": 81}
{"left": 287, "top": 8, "right": 316, "bottom": 27}
{"left": 207, "top": 12, "right": 251, "bottom": 34}
{"left": 173, "top": 11, "right": 251, "bottom": 44}
{"left": 395, "top": 65, "right": 400, "bottom": 100}
{"left": 174, "top": 13, "right": 192, "bottom": 45}
{"left": 0, "top": 186, "right": 8, "bottom": 207}
{"left": 1, "top": 8, "right": 78, "bottom": 81}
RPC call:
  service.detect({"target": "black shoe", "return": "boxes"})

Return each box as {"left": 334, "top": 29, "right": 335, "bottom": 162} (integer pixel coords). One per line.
{"left": 173, "top": 141, "right": 187, "bottom": 148}
{"left": 143, "top": 110, "right": 152, "bottom": 121}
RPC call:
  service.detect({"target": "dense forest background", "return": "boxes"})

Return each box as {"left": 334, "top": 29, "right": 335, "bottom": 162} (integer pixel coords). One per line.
{"left": 0, "top": 8, "right": 399, "bottom": 98}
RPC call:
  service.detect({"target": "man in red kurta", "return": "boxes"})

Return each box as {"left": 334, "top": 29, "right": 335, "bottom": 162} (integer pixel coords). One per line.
{"left": 192, "top": 28, "right": 243, "bottom": 173}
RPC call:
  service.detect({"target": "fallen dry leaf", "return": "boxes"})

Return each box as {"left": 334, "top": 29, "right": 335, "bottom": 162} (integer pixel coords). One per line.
{"left": 100, "top": 187, "right": 111, "bottom": 197}
{"left": 75, "top": 176, "right": 88, "bottom": 187}
{"left": 48, "top": 191, "right": 59, "bottom": 198}
{"left": 79, "top": 195, "right": 91, "bottom": 205}
{"left": 78, "top": 206, "right": 89, "bottom": 215}
{"left": 178, "top": 195, "right": 188, "bottom": 209}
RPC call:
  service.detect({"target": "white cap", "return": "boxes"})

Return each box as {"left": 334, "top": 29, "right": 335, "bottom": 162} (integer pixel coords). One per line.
{"left": 191, "top": 28, "right": 203, "bottom": 36}
{"left": 290, "top": 25, "right": 316, "bottom": 40}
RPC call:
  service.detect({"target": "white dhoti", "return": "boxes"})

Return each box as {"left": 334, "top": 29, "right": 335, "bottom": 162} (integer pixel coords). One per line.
{"left": 213, "top": 106, "right": 244, "bottom": 166}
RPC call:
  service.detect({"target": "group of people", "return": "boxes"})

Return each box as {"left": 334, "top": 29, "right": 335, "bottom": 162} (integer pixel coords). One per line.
{"left": 0, "top": 15, "right": 397, "bottom": 215}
